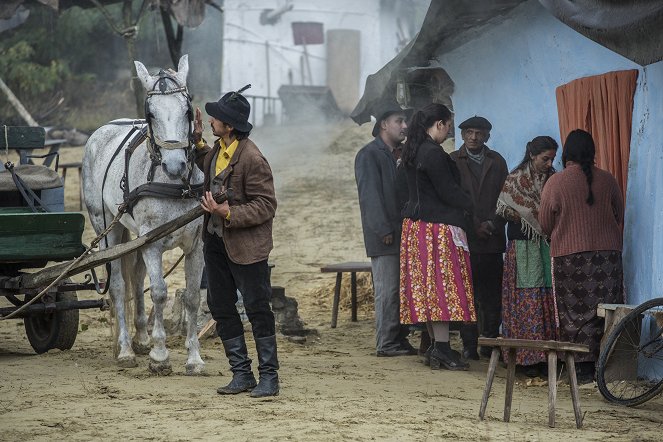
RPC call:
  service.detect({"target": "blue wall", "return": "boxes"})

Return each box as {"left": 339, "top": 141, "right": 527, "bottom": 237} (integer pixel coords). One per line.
{"left": 624, "top": 60, "right": 663, "bottom": 304}
{"left": 433, "top": 0, "right": 662, "bottom": 303}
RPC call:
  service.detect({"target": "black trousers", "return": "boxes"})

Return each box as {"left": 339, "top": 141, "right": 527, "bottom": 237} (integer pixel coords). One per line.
{"left": 461, "top": 252, "right": 504, "bottom": 347}
{"left": 203, "top": 233, "right": 275, "bottom": 341}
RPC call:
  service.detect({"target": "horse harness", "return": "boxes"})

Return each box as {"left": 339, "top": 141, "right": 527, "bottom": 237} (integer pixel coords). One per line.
{"left": 103, "top": 69, "right": 203, "bottom": 219}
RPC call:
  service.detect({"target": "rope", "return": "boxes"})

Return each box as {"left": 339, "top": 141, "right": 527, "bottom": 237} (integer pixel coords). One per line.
{"left": 0, "top": 206, "right": 127, "bottom": 320}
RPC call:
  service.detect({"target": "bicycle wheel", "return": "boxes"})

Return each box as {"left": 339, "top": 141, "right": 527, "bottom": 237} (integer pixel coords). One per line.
{"left": 597, "top": 297, "right": 663, "bottom": 406}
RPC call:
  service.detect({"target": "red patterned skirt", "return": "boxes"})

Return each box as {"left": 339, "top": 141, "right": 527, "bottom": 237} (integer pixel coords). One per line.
{"left": 399, "top": 219, "right": 476, "bottom": 324}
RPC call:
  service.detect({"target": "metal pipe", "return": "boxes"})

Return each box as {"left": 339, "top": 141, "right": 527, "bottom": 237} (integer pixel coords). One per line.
{"left": 0, "top": 299, "right": 108, "bottom": 319}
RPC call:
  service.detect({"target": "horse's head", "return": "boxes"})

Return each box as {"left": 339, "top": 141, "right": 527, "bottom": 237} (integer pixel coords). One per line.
{"left": 134, "top": 55, "right": 192, "bottom": 181}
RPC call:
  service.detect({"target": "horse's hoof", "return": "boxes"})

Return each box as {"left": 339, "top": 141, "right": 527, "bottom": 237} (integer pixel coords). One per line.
{"left": 117, "top": 356, "right": 138, "bottom": 368}
{"left": 185, "top": 362, "right": 205, "bottom": 376}
{"left": 132, "top": 340, "right": 151, "bottom": 355}
{"left": 149, "top": 359, "right": 172, "bottom": 376}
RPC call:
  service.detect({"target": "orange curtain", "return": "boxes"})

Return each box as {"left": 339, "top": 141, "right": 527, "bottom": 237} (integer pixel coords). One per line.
{"left": 555, "top": 70, "right": 638, "bottom": 204}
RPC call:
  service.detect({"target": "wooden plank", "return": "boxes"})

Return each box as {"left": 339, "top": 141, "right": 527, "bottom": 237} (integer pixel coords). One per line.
{"left": 0, "top": 213, "right": 85, "bottom": 262}
{"left": 479, "top": 347, "right": 500, "bottom": 420}
{"left": 504, "top": 348, "right": 517, "bottom": 422}
{"left": 566, "top": 352, "right": 583, "bottom": 429}
{"left": 11, "top": 204, "right": 207, "bottom": 290}
{"left": 478, "top": 337, "right": 589, "bottom": 353}
{"left": 548, "top": 351, "right": 558, "bottom": 428}
{"left": 597, "top": 303, "right": 637, "bottom": 318}
{"left": 0, "top": 126, "right": 45, "bottom": 149}
{"left": 320, "top": 261, "right": 372, "bottom": 273}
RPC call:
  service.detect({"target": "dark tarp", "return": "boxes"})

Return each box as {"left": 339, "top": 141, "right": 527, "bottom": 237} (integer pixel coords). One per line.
{"left": 352, "top": 0, "right": 663, "bottom": 125}
{"left": 538, "top": 0, "right": 663, "bottom": 67}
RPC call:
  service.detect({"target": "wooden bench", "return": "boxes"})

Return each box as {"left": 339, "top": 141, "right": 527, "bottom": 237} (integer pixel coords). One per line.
{"left": 478, "top": 337, "right": 590, "bottom": 429}
{"left": 320, "top": 261, "right": 372, "bottom": 328}
{"left": 59, "top": 161, "right": 83, "bottom": 210}
{"left": 597, "top": 303, "right": 637, "bottom": 332}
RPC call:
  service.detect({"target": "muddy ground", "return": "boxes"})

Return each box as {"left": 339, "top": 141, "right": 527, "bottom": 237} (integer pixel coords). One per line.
{"left": 1, "top": 121, "right": 662, "bottom": 441}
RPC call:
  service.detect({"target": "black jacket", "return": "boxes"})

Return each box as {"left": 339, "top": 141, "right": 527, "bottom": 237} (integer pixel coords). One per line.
{"left": 400, "top": 139, "right": 473, "bottom": 230}
{"left": 354, "top": 137, "right": 402, "bottom": 257}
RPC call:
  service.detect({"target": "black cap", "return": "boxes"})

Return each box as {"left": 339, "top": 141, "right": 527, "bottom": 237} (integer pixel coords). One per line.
{"left": 458, "top": 116, "right": 492, "bottom": 131}
{"left": 372, "top": 98, "right": 411, "bottom": 137}
{"left": 205, "top": 85, "right": 253, "bottom": 132}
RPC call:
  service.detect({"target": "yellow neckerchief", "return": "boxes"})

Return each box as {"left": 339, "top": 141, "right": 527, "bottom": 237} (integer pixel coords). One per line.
{"left": 215, "top": 137, "right": 239, "bottom": 176}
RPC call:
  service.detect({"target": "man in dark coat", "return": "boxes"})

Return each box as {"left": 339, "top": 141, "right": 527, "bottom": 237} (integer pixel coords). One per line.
{"left": 450, "top": 116, "right": 508, "bottom": 360}
{"left": 193, "top": 86, "right": 279, "bottom": 397}
{"left": 355, "top": 99, "right": 415, "bottom": 357}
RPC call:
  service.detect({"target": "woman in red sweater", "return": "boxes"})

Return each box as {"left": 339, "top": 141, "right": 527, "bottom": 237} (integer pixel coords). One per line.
{"left": 538, "top": 129, "right": 624, "bottom": 384}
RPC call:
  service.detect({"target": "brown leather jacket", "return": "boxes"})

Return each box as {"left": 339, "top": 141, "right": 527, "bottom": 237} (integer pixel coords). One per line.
{"left": 195, "top": 138, "right": 277, "bottom": 264}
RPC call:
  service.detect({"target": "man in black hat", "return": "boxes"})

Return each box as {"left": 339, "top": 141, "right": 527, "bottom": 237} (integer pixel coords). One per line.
{"left": 192, "top": 86, "right": 280, "bottom": 397}
{"left": 355, "top": 99, "right": 415, "bottom": 357}
{"left": 450, "top": 116, "right": 508, "bottom": 360}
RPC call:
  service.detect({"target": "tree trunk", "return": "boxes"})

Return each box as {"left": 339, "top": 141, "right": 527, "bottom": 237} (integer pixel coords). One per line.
{"left": 123, "top": 0, "right": 144, "bottom": 118}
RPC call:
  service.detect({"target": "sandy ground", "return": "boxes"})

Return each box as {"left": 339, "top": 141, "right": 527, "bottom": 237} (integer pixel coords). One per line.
{"left": 1, "top": 120, "right": 662, "bottom": 441}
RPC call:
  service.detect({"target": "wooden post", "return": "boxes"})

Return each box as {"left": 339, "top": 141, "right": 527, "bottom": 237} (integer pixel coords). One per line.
{"left": 504, "top": 348, "right": 517, "bottom": 422}
{"left": 350, "top": 271, "right": 357, "bottom": 322}
{"left": 548, "top": 351, "right": 558, "bottom": 427}
{"left": 0, "top": 78, "right": 39, "bottom": 126}
{"left": 566, "top": 352, "right": 583, "bottom": 428}
{"left": 479, "top": 347, "right": 500, "bottom": 420}
{"left": 330, "top": 272, "right": 342, "bottom": 328}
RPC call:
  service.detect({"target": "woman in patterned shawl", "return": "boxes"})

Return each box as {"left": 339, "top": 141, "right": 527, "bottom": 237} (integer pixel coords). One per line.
{"left": 496, "top": 136, "right": 558, "bottom": 377}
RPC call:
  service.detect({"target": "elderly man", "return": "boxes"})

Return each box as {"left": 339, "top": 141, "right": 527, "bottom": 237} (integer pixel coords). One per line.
{"left": 355, "top": 99, "right": 415, "bottom": 357}
{"left": 450, "top": 116, "right": 508, "bottom": 360}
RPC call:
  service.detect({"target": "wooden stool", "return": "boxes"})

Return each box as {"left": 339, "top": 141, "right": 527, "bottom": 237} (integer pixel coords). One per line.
{"left": 478, "top": 337, "right": 590, "bottom": 429}
{"left": 59, "top": 161, "right": 83, "bottom": 210}
{"left": 320, "top": 261, "right": 372, "bottom": 328}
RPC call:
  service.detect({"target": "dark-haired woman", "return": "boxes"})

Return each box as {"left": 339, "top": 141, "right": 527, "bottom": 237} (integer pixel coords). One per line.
{"left": 399, "top": 103, "right": 476, "bottom": 371}
{"left": 539, "top": 129, "right": 624, "bottom": 383}
{"left": 496, "top": 136, "right": 558, "bottom": 377}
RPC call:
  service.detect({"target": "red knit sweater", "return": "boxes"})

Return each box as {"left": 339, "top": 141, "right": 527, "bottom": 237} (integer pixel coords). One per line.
{"left": 539, "top": 164, "right": 623, "bottom": 257}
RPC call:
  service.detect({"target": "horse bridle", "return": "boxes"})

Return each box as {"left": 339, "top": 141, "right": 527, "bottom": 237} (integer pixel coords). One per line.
{"left": 142, "top": 69, "right": 196, "bottom": 179}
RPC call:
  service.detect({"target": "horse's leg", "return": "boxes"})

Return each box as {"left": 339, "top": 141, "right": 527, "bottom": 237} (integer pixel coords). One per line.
{"left": 183, "top": 246, "right": 205, "bottom": 375}
{"left": 142, "top": 244, "right": 172, "bottom": 375}
{"left": 107, "top": 226, "right": 137, "bottom": 368}
{"left": 125, "top": 250, "right": 150, "bottom": 354}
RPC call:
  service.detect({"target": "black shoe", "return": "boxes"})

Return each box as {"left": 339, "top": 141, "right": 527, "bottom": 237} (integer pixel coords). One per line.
{"left": 218, "top": 335, "right": 257, "bottom": 395}
{"left": 522, "top": 365, "right": 540, "bottom": 378}
{"left": 376, "top": 348, "right": 411, "bottom": 357}
{"left": 462, "top": 347, "right": 480, "bottom": 361}
{"left": 399, "top": 340, "right": 419, "bottom": 356}
{"left": 431, "top": 342, "right": 469, "bottom": 371}
{"left": 479, "top": 346, "right": 494, "bottom": 359}
{"left": 251, "top": 335, "right": 280, "bottom": 398}
{"left": 217, "top": 372, "right": 257, "bottom": 394}
{"left": 422, "top": 344, "right": 433, "bottom": 366}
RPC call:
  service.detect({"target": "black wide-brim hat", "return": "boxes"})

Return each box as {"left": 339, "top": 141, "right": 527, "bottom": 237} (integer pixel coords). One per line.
{"left": 371, "top": 98, "right": 413, "bottom": 137}
{"left": 205, "top": 86, "right": 253, "bottom": 133}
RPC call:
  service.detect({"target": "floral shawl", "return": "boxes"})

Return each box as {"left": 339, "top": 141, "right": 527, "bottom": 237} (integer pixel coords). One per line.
{"left": 496, "top": 162, "right": 553, "bottom": 244}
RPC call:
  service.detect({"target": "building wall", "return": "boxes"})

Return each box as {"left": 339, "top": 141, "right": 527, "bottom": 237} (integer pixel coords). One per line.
{"left": 432, "top": 0, "right": 661, "bottom": 303}
{"left": 623, "top": 60, "right": 663, "bottom": 304}
{"left": 221, "top": 0, "right": 392, "bottom": 125}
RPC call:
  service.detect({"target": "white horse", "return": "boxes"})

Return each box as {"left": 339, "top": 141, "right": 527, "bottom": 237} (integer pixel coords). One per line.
{"left": 82, "top": 55, "right": 205, "bottom": 375}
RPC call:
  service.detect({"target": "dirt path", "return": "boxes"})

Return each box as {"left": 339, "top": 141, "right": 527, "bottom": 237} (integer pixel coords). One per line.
{"left": 1, "top": 121, "right": 661, "bottom": 441}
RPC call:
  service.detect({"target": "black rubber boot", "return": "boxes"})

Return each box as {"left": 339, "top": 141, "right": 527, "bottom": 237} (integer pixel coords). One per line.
{"left": 430, "top": 341, "right": 469, "bottom": 371}
{"left": 250, "top": 335, "right": 280, "bottom": 398}
{"left": 217, "top": 335, "right": 257, "bottom": 395}
{"left": 460, "top": 323, "right": 480, "bottom": 360}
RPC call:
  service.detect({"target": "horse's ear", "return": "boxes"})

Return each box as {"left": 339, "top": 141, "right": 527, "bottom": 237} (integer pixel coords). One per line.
{"left": 175, "top": 54, "right": 189, "bottom": 86}
{"left": 134, "top": 61, "right": 153, "bottom": 91}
